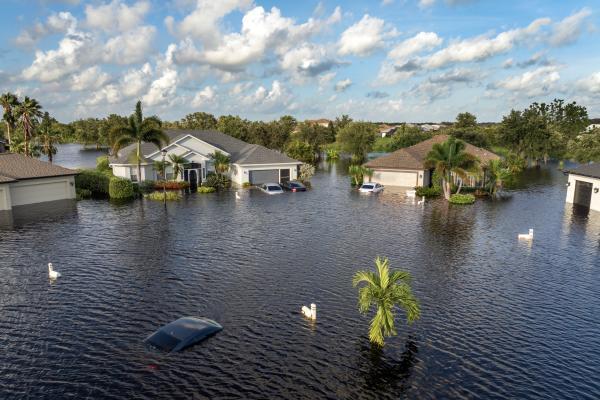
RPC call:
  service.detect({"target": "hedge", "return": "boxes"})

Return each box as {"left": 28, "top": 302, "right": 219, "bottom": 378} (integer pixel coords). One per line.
{"left": 109, "top": 177, "right": 135, "bottom": 199}
{"left": 75, "top": 169, "right": 110, "bottom": 196}
{"left": 198, "top": 186, "right": 216, "bottom": 193}
{"left": 415, "top": 186, "right": 442, "bottom": 198}
{"left": 145, "top": 191, "right": 182, "bottom": 201}
{"left": 449, "top": 193, "right": 476, "bottom": 205}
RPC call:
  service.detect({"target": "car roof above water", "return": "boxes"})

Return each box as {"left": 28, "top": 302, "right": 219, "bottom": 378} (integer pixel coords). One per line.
{"left": 145, "top": 317, "right": 222, "bottom": 352}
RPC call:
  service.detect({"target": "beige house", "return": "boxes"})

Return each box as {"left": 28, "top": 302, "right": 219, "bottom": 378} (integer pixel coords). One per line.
{"left": 364, "top": 134, "right": 500, "bottom": 188}
{"left": 0, "top": 153, "right": 77, "bottom": 211}
{"left": 566, "top": 163, "right": 600, "bottom": 212}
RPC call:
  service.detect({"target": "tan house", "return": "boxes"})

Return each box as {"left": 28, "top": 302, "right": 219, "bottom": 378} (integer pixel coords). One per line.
{"left": 306, "top": 119, "right": 332, "bottom": 128}
{"left": 378, "top": 124, "right": 397, "bottom": 138}
{"left": 0, "top": 153, "right": 77, "bottom": 211}
{"left": 364, "top": 134, "right": 500, "bottom": 187}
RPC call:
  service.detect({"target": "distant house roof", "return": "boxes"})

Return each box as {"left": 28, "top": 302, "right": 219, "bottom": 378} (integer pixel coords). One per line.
{"left": 0, "top": 153, "right": 77, "bottom": 182}
{"left": 110, "top": 130, "right": 301, "bottom": 166}
{"left": 568, "top": 163, "right": 600, "bottom": 179}
{"left": 306, "top": 119, "right": 331, "bottom": 125}
{"left": 364, "top": 134, "right": 500, "bottom": 170}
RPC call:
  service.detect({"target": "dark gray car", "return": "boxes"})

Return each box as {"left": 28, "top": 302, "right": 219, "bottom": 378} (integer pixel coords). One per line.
{"left": 145, "top": 317, "right": 223, "bottom": 352}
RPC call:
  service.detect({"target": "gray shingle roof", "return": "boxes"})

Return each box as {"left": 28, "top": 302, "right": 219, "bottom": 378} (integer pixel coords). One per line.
{"left": 110, "top": 129, "right": 300, "bottom": 165}
{"left": 568, "top": 163, "right": 600, "bottom": 179}
{"left": 0, "top": 153, "right": 77, "bottom": 181}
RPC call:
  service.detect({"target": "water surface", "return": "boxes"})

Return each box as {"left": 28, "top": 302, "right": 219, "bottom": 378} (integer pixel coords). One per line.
{"left": 0, "top": 162, "right": 599, "bottom": 399}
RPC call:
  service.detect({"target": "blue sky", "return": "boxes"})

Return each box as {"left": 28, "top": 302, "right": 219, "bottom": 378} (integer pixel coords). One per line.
{"left": 1, "top": 0, "right": 599, "bottom": 123}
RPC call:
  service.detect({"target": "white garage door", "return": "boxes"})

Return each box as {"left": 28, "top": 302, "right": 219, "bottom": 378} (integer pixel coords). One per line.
{"left": 0, "top": 185, "right": 10, "bottom": 211}
{"left": 372, "top": 171, "right": 418, "bottom": 187}
{"left": 10, "top": 179, "right": 71, "bottom": 207}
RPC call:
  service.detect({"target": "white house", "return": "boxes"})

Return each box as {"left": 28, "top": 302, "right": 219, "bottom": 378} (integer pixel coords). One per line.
{"left": 0, "top": 153, "right": 77, "bottom": 211}
{"left": 109, "top": 130, "right": 302, "bottom": 186}
{"left": 585, "top": 124, "right": 600, "bottom": 132}
{"left": 364, "top": 134, "right": 500, "bottom": 187}
{"left": 566, "top": 163, "right": 600, "bottom": 212}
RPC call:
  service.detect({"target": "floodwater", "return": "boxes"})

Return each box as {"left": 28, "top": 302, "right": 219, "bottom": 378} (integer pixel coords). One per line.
{"left": 39, "top": 143, "right": 106, "bottom": 169}
{"left": 0, "top": 161, "right": 599, "bottom": 399}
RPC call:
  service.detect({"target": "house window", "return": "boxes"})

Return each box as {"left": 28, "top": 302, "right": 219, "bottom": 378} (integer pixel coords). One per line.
{"left": 130, "top": 171, "right": 138, "bottom": 182}
{"left": 166, "top": 173, "right": 174, "bottom": 180}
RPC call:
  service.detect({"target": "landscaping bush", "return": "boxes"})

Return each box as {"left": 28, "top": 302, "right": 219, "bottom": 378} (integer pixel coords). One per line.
{"left": 204, "top": 173, "right": 231, "bottom": 190}
{"left": 145, "top": 191, "right": 182, "bottom": 201}
{"left": 198, "top": 186, "right": 216, "bottom": 193}
{"left": 242, "top": 181, "right": 252, "bottom": 188}
{"left": 415, "top": 186, "right": 442, "bottom": 198}
{"left": 96, "top": 155, "right": 111, "bottom": 174}
{"left": 76, "top": 189, "right": 92, "bottom": 200}
{"left": 109, "top": 176, "right": 135, "bottom": 199}
{"left": 449, "top": 193, "right": 476, "bottom": 205}
{"left": 75, "top": 169, "right": 110, "bottom": 196}
{"left": 154, "top": 180, "right": 190, "bottom": 190}
{"left": 138, "top": 180, "right": 156, "bottom": 194}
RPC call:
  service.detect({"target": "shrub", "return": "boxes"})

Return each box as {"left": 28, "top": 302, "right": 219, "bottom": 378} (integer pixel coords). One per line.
{"left": 204, "top": 173, "right": 231, "bottom": 190}
{"left": 299, "top": 164, "right": 315, "bottom": 181}
{"left": 154, "top": 180, "right": 190, "bottom": 190}
{"left": 96, "top": 155, "right": 111, "bottom": 174}
{"left": 198, "top": 186, "right": 216, "bottom": 193}
{"left": 109, "top": 177, "right": 135, "bottom": 199}
{"left": 138, "top": 180, "right": 156, "bottom": 194}
{"left": 76, "top": 189, "right": 92, "bottom": 200}
{"left": 145, "top": 191, "right": 182, "bottom": 201}
{"left": 415, "top": 186, "right": 442, "bottom": 197}
{"left": 449, "top": 193, "right": 476, "bottom": 205}
{"left": 242, "top": 181, "right": 252, "bottom": 188}
{"left": 75, "top": 169, "right": 110, "bottom": 196}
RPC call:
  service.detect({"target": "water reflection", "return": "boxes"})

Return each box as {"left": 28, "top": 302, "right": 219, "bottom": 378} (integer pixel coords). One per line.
{"left": 0, "top": 200, "right": 78, "bottom": 229}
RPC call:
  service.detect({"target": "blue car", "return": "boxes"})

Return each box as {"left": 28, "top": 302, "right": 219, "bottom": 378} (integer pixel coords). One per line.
{"left": 145, "top": 317, "right": 223, "bottom": 352}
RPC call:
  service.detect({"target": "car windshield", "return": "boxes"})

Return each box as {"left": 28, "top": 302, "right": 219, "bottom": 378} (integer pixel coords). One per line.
{"left": 290, "top": 182, "right": 301, "bottom": 187}
{"left": 146, "top": 330, "right": 181, "bottom": 352}
{"left": 362, "top": 185, "right": 374, "bottom": 189}
{"left": 268, "top": 186, "right": 280, "bottom": 191}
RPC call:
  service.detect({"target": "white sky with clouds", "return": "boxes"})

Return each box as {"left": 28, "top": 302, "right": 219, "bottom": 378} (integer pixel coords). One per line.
{"left": 1, "top": 0, "right": 599, "bottom": 122}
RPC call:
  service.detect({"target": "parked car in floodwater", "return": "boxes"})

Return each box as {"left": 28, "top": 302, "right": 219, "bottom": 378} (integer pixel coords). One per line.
{"left": 259, "top": 183, "right": 284, "bottom": 195}
{"left": 144, "top": 317, "right": 223, "bottom": 353}
{"left": 359, "top": 182, "right": 384, "bottom": 193}
{"left": 281, "top": 180, "right": 307, "bottom": 192}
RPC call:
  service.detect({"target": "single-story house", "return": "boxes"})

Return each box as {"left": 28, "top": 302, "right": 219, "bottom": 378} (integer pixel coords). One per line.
{"left": 0, "top": 153, "right": 77, "bottom": 211}
{"left": 379, "top": 124, "right": 397, "bottom": 138}
{"left": 364, "top": 134, "right": 500, "bottom": 187}
{"left": 585, "top": 124, "right": 600, "bottom": 132}
{"left": 565, "top": 163, "right": 600, "bottom": 212}
{"left": 109, "top": 130, "right": 302, "bottom": 187}
{"left": 306, "top": 118, "right": 332, "bottom": 128}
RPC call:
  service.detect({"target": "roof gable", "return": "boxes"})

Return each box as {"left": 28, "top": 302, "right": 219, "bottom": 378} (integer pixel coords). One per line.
{"left": 568, "top": 163, "right": 600, "bottom": 179}
{"left": 0, "top": 153, "right": 77, "bottom": 180}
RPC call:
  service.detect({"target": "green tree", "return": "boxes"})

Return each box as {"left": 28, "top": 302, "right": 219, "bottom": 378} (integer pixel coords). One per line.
{"left": 567, "top": 129, "right": 600, "bottom": 162}
{"left": 337, "top": 122, "right": 377, "bottom": 162}
{"left": 168, "top": 154, "right": 187, "bottom": 180}
{"left": 178, "top": 112, "right": 217, "bottom": 130}
{"left": 485, "top": 159, "right": 513, "bottom": 197}
{"left": 111, "top": 101, "right": 169, "bottom": 182}
{"left": 352, "top": 257, "right": 420, "bottom": 347}
{"left": 285, "top": 140, "right": 314, "bottom": 164}
{"left": 17, "top": 96, "right": 43, "bottom": 157}
{"left": 455, "top": 112, "right": 477, "bottom": 129}
{"left": 334, "top": 114, "right": 353, "bottom": 132}
{"left": 425, "top": 136, "right": 480, "bottom": 200}
{"left": 217, "top": 115, "right": 250, "bottom": 141}
{"left": 38, "top": 112, "right": 60, "bottom": 163}
{"left": 209, "top": 150, "right": 230, "bottom": 176}
{"left": 296, "top": 122, "right": 334, "bottom": 159}
{"left": 0, "top": 92, "right": 19, "bottom": 146}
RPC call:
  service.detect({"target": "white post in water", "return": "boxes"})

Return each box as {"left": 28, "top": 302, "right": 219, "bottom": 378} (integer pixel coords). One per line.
{"left": 529, "top": 229, "right": 534, "bottom": 238}
{"left": 310, "top": 303, "right": 317, "bottom": 320}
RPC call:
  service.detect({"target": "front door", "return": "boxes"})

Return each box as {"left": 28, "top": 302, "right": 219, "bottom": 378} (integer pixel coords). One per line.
{"left": 574, "top": 180, "right": 593, "bottom": 208}
{"left": 280, "top": 169, "right": 290, "bottom": 184}
{"left": 189, "top": 170, "right": 198, "bottom": 191}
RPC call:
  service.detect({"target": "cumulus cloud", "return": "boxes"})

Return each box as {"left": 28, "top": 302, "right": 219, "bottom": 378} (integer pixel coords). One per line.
{"left": 85, "top": 63, "right": 153, "bottom": 105}
{"left": 576, "top": 71, "right": 600, "bottom": 93}
{"left": 280, "top": 43, "right": 344, "bottom": 79}
{"left": 191, "top": 86, "right": 217, "bottom": 107}
{"left": 334, "top": 78, "right": 352, "bottom": 92}
{"left": 15, "top": 12, "right": 77, "bottom": 47}
{"left": 388, "top": 32, "right": 442, "bottom": 61}
{"left": 70, "top": 66, "right": 110, "bottom": 91}
{"left": 338, "top": 14, "right": 396, "bottom": 56}
{"left": 242, "top": 80, "right": 292, "bottom": 112}
{"left": 85, "top": 0, "right": 150, "bottom": 32}
{"left": 102, "top": 25, "right": 156, "bottom": 65}
{"left": 493, "top": 66, "right": 560, "bottom": 97}
{"left": 424, "top": 17, "right": 551, "bottom": 69}
{"left": 142, "top": 68, "right": 179, "bottom": 106}
{"left": 549, "top": 8, "right": 592, "bottom": 46}
{"left": 366, "top": 91, "right": 390, "bottom": 98}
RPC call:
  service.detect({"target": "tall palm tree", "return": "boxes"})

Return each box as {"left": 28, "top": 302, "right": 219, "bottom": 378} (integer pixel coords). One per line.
{"left": 111, "top": 101, "right": 169, "bottom": 182}
{"left": 0, "top": 92, "right": 19, "bottom": 146}
{"left": 353, "top": 257, "right": 420, "bottom": 347}
{"left": 17, "top": 96, "right": 43, "bottom": 156}
{"left": 348, "top": 164, "right": 363, "bottom": 186}
{"left": 424, "top": 136, "right": 480, "bottom": 200}
{"left": 168, "top": 154, "right": 187, "bottom": 181}
{"left": 209, "top": 150, "right": 230, "bottom": 176}
{"left": 38, "top": 112, "right": 59, "bottom": 163}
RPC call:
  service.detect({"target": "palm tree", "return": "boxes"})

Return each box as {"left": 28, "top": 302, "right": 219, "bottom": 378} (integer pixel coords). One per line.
{"left": 17, "top": 96, "right": 43, "bottom": 157}
{"left": 362, "top": 167, "right": 374, "bottom": 183}
{"left": 111, "top": 101, "right": 169, "bottom": 182}
{"left": 353, "top": 257, "right": 420, "bottom": 347}
{"left": 424, "top": 136, "right": 480, "bottom": 200}
{"left": 0, "top": 92, "right": 19, "bottom": 146}
{"left": 209, "top": 150, "right": 230, "bottom": 176}
{"left": 154, "top": 160, "right": 168, "bottom": 180}
{"left": 38, "top": 112, "right": 59, "bottom": 163}
{"left": 348, "top": 164, "right": 363, "bottom": 186}
{"left": 486, "top": 159, "right": 513, "bottom": 198}
{"left": 168, "top": 154, "right": 187, "bottom": 181}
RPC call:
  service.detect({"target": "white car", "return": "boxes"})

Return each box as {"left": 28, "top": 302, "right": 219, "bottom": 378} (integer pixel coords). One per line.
{"left": 260, "top": 183, "right": 284, "bottom": 195}
{"left": 359, "top": 182, "right": 384, "bottom": 193}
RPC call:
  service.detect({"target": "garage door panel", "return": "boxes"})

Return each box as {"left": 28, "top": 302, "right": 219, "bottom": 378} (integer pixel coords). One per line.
{"left": 11, "top": 181, "right": 69, "bottom": 207}
{"left": 372, "top": 171, "right": 417, "bottom": 187}
{"left": 249, "top": 169, "right": 279, "bottom": 184}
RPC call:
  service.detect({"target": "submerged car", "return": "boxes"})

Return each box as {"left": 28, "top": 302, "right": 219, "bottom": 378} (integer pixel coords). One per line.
{"left": 281, "top": 180, "right": 307, "bottom": 192}
{"left": 359, "top": 182, "right": 384, "bottom": 193}
{"left": 259, "top": 183, "right": 284, "bottom": 195}
{"left": 145, "top": 317, "right": 223, "bottom": 353}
